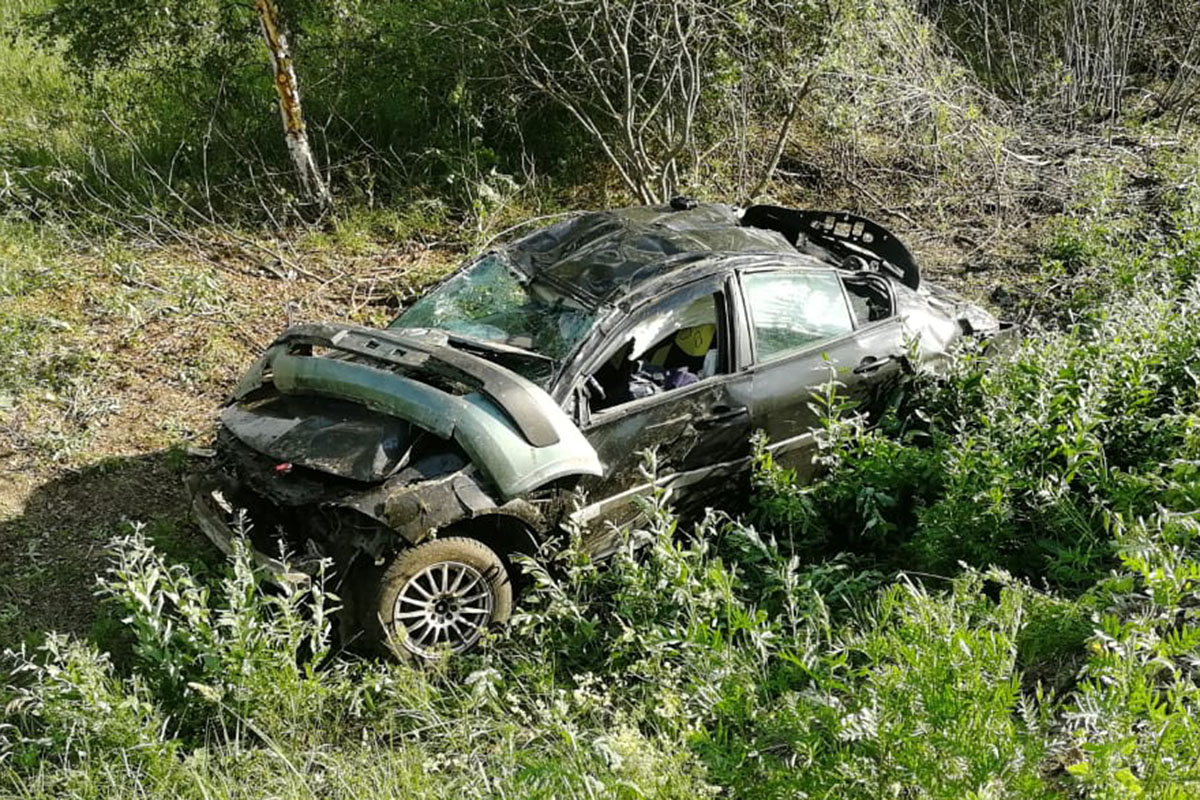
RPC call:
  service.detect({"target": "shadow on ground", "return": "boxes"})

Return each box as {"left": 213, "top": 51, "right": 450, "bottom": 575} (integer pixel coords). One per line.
{"left": 0, "top": 451, "right": 220, "bottom": 650}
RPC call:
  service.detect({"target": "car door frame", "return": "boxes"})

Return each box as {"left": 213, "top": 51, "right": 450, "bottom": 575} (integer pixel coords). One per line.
{"left": 561, "top": 270, "right": 755, "bottom": 540}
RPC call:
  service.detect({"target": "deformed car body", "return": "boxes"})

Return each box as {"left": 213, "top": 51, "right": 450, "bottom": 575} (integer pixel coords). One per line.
{"left": 189, "top": 201, "right": 1004, "bottom": 659}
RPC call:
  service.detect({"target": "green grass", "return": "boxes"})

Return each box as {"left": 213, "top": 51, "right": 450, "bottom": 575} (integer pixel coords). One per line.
{"left": 0, "top": 220, "right": 93, "bottom": 422}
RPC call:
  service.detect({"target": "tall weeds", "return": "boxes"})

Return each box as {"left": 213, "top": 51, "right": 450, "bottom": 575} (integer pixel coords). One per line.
{"left": 0, "top": 485, "right": 1060, "bottom": 798}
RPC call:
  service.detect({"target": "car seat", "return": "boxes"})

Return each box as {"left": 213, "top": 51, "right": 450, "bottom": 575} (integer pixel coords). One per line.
{"left": 646, "top": 323, "right": 716, "bottom": 374}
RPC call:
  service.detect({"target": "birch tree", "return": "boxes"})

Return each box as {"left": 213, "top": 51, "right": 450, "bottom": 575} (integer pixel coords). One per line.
{"left": 254, "top": 0, "right": 331, "bottom": 208}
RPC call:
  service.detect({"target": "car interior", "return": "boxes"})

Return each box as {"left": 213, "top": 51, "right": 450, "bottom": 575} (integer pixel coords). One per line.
{"left": 841, "top": 273, "right": 893, "bottom": 325}
{"left": 586, "top": 292, "right": 723, "bottom": 413}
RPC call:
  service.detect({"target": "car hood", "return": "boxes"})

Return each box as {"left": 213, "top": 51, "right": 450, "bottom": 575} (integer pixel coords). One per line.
{"left": 220, "top": 394, "right": 418, "bottom": 483}
{"left": 223, "top": 323, "right": 602, "bottom": 499}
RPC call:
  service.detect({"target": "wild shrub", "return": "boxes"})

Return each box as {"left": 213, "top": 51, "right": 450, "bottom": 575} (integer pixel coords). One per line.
{"left": 99, "top": 520, "right": 340, "bottom": 735}
{"left": 753, "top": 230, "right": 1200, "bottom": 586}
{"left": 740, "top": 170, "right": 1200, "bottom": 795}
{"left": 923, "top": 0, "right": 1200, "bottom": 122}
{"left": 506, "top": 460, "right": 792, "bottom": 736}
{"left": 1, "top": 509, "right": 725, "bottom": 798}
{"left": 2, "top": 462, "right": 1068, "bottom": 799}
{"left": 1057, "top": 513, "right": 1200, "bottom": 797}
{"left": 502, "top": 468, "right": 1060, "bottom": 798}
{"left": 1, "top": 520, "right": 345, "bottom": 768}
{"left": 2, "top": 635, "right": 176, "bottom": 773}
{"left": 12, "top": 468, "right": 1198, "bottom": 798}
{"left": 824, "top": 574, "right": 1055, "bottom": 798}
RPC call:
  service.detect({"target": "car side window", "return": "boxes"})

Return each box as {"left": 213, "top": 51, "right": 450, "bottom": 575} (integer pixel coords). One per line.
{"left": 841, "top": 274, "right": 893, "bottom": 326}
{"left": 586, "top": 291, "right": 724, "bottom": 414}
{"left": 743, "top": 270, "right": 853, "bottom": 362}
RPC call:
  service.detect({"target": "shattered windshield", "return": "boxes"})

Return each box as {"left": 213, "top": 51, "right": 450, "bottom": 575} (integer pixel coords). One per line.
{"left": 390, "top": 253, "right": 596, "bottom": 385}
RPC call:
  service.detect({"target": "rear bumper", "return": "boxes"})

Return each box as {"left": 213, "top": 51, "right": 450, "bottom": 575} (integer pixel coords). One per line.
{"left": 184, "top": 473, "right": 313, "bottom": 589}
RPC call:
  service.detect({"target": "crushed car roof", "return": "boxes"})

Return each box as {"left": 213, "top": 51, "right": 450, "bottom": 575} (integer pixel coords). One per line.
{"left": 502, "top": 202, "right": 921, "bottom": 309}
{"left": 505, "top": 204, "right": 797, "bottom": 308}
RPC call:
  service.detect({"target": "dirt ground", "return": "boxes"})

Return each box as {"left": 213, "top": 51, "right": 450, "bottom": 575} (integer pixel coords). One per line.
{"left": 0, "top": 234, "right": 456, "bottom": 646}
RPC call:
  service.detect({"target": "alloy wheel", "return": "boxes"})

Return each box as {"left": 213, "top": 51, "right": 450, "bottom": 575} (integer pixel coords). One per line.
{"left": 393, "top": 560, "right": 495, "bottom": 657}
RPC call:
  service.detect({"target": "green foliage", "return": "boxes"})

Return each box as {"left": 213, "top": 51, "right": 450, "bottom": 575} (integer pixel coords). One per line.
{"left": 923, "top": 0, "right": 1200, "bottom": 121}
{"left": 831, "top": 575, "right": 1054, "bottom": 798}
{"left": 4, "top": 635, "right": 178, "bottom": 773}
{"left": 478, "top": 0, "right": 841, "bottom": 202}
{"left": 100, "top": 520, "right": 338, "bottom": 733}
{"left": 1, "top": 476, "right": 1062, "bottom": 799}
{"left": 0, "top": 0, "right": 1021, "bottom": 225}
{"left": 745, "top": 168, "right": 1200, "bottom": 796}
{"left": 1058, "top": 514, "right": 1200, "bottom": 797}
{"left": 754, "top": 216, "right": 1200, "bottom": 584}
{"left": 8, "top": 346, "right": 1200, "bottom": 797}
{"left": 3, "top": 0, "right": 580, "bottom": 224}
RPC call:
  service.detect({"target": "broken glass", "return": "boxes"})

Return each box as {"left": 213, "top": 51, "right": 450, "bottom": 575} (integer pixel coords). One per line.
{"left": 391, "top": 254, "right": 596, "bottom": 384}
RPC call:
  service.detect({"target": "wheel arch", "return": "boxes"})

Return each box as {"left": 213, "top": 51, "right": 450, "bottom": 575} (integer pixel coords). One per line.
{"left": 438, "top": 511, "right": 543, "bottom": 568}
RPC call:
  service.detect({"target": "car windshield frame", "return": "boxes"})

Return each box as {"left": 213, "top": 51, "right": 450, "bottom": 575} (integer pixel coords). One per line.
{"left": 389, "top": 252, "right": 598, "bottom": 387}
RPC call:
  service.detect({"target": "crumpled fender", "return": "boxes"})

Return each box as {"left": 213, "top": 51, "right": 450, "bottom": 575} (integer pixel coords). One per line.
{"left": 892, "top": 282, "right": 1002, "bottom": 368}
{"left": 233, "top": 326, "right": 603, "bottom": 500}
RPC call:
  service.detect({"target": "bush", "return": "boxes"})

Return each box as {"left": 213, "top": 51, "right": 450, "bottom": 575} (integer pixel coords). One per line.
{"left": 0, "top": 475, "right": 1077, "bottom": 798}
{"left": 753, "top": 217, "right": 1200, "bottom": 582}
{"left": 1059, "top": 513, "right": 1200, "bottom": 797}
{"left": 744, "top": 167, "right": 1200, "bottom": 795}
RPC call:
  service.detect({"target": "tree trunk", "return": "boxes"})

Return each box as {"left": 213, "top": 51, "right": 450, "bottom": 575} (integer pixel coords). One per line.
{"left": 254, "top": 0, "right": 331, "bottom": 209}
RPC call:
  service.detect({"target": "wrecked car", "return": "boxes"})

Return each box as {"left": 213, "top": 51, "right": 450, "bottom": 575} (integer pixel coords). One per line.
{"left": 188, "top": 201, "right": 1004, "bottom": 659}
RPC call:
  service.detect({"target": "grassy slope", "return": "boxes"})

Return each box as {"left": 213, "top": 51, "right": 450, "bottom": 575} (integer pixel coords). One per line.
{"left": 7, "top": 197, "right": 1200, "bottom": 796}
{"left": 0, "top": 222, "right": 454, "bottom": 646}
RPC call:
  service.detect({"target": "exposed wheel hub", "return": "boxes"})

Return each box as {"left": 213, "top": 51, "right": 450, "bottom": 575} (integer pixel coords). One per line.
{"left": 394, "top": 560, "right": 494, "bottom": 657}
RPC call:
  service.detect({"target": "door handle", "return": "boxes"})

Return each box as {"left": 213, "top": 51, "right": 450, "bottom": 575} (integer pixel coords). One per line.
{"left": 854, "top": 354, "right": 900, "bottom": 375}
{"left": 695, "top": 405, "right": 748, "bottom": 429}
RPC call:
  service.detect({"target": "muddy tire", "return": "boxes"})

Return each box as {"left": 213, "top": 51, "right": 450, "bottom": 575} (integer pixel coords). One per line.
{"left": 371, "top": 537, "right": 512, "bottom": 661}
